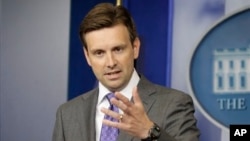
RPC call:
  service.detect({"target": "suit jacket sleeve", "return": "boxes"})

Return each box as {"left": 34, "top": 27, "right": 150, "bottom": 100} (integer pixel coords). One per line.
{"left": 52, "top": 106, "right": 65, "bottom": 141}
{"left": 157, "top": 93, "right": 200, "bottom": 141}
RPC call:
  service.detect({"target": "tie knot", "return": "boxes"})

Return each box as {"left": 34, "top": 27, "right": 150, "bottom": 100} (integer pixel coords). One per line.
{"left": 106, "top": 93, "right": 115, "bottom": 103}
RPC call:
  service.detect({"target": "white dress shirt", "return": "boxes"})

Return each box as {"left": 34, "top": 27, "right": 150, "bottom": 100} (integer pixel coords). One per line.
{"left": 95, "top": 69, "right": 140, "bottom": 141}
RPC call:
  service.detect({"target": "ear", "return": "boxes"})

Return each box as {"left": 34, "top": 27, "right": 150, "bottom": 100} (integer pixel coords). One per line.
{"left": 83, "top": 47, "right": 92, "bottom": 67}
{"left": 133, "top": 37, "right": 140, "bottom": 59}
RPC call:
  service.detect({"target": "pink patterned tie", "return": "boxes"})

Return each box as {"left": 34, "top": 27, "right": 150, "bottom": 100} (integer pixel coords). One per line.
{"left": 100, "top": 93, "right": 119, "bottom": 141}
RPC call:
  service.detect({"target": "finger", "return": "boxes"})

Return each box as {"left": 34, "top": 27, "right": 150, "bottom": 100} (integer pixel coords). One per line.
{"left": 114, "top": 92, "right": 132, "bottom": 106}
{"left": 110, "top": 97, "right": 128, "bottom": 112}
{"left": 102, "top": 119, "right": 120, "bottom": 128}
{"left": 112, "top": 92, "right": 133, "bottom": 112}
{"left": 102, "top": 117, "right": 128, "bottom": 130}
{"left": 101, "top": 107, "right": 120, "bottom": 120}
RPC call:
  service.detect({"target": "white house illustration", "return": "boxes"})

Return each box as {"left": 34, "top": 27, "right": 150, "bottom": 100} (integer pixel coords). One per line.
{"left": 213, "top": 45, "right": 250, "bottom": 94}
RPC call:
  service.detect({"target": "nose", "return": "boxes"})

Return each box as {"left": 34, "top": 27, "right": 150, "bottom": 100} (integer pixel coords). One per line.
{"left": 106, "top": 53, "right": 117, "bottom": 69}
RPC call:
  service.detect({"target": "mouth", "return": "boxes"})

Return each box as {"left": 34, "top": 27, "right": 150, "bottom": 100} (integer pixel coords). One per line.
{"left": 106, "top": 71, "right": 120, "bottom": 75}
{"left": 105, "top": 70, "right": 122, "bottom": 80}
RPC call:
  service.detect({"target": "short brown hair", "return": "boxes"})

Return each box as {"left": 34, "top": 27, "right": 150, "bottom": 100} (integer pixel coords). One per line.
{"left": 79, "top": 3, "right": 138, "bottom": 49}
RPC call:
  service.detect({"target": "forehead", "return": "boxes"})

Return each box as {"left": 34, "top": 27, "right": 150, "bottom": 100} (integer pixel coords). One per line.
{"left": 85, "top": 24, "right": 130, "bottom": 50}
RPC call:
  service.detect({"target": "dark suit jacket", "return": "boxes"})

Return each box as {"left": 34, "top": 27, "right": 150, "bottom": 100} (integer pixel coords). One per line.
{"left": 52, "top": 76, "right": 200, "bottom": 141}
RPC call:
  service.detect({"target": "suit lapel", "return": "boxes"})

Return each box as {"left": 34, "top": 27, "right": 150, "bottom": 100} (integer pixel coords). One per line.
{"left": 137, "top": 76, "right": 157, "bottom": 114}
{"left": 78, "top": 89, "right": 99, "bottom": 141}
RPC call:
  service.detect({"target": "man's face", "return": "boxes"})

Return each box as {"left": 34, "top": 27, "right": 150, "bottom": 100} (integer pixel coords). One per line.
{"left": 84, "top": 24, "right": 140, "bottom": 92}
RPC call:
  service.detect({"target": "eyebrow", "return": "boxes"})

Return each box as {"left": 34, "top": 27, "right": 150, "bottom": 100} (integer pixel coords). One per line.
{"left": 89, "top": 42, "right": 128, "bottom": 52}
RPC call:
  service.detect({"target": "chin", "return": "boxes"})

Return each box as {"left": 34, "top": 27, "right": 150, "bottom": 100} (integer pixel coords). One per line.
{"left": 108, "top": 84, "right": 124, "bottom": 92}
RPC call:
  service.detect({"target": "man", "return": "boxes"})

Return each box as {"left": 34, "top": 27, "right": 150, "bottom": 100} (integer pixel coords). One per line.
{"left": 53, "top": 3, "right": 200, "bottom": 141}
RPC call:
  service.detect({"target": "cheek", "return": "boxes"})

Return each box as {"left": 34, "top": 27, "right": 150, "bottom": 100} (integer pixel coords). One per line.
{"left": 88, "top": 59, "right": 104, "bottom": 69}
{"left": 123, "top": 55, "right": 135, "bottom": 67}
{"left": 91, "top": 61, "right": 103, "bottom": 68}
{"left": 91, "top": 63, "right": 103, "bottom": 77}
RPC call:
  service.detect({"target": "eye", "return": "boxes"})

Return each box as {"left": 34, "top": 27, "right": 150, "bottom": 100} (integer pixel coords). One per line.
{"left": 94, "top": 50, "right": 104, "bottom": 57}
{"left": 114, "top": 47, "right": 123, "bottom": 53}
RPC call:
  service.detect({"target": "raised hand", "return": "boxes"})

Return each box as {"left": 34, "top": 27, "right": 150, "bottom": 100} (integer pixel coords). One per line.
{"left": 101, "top": 87, "right": 153, "bottom": 139}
